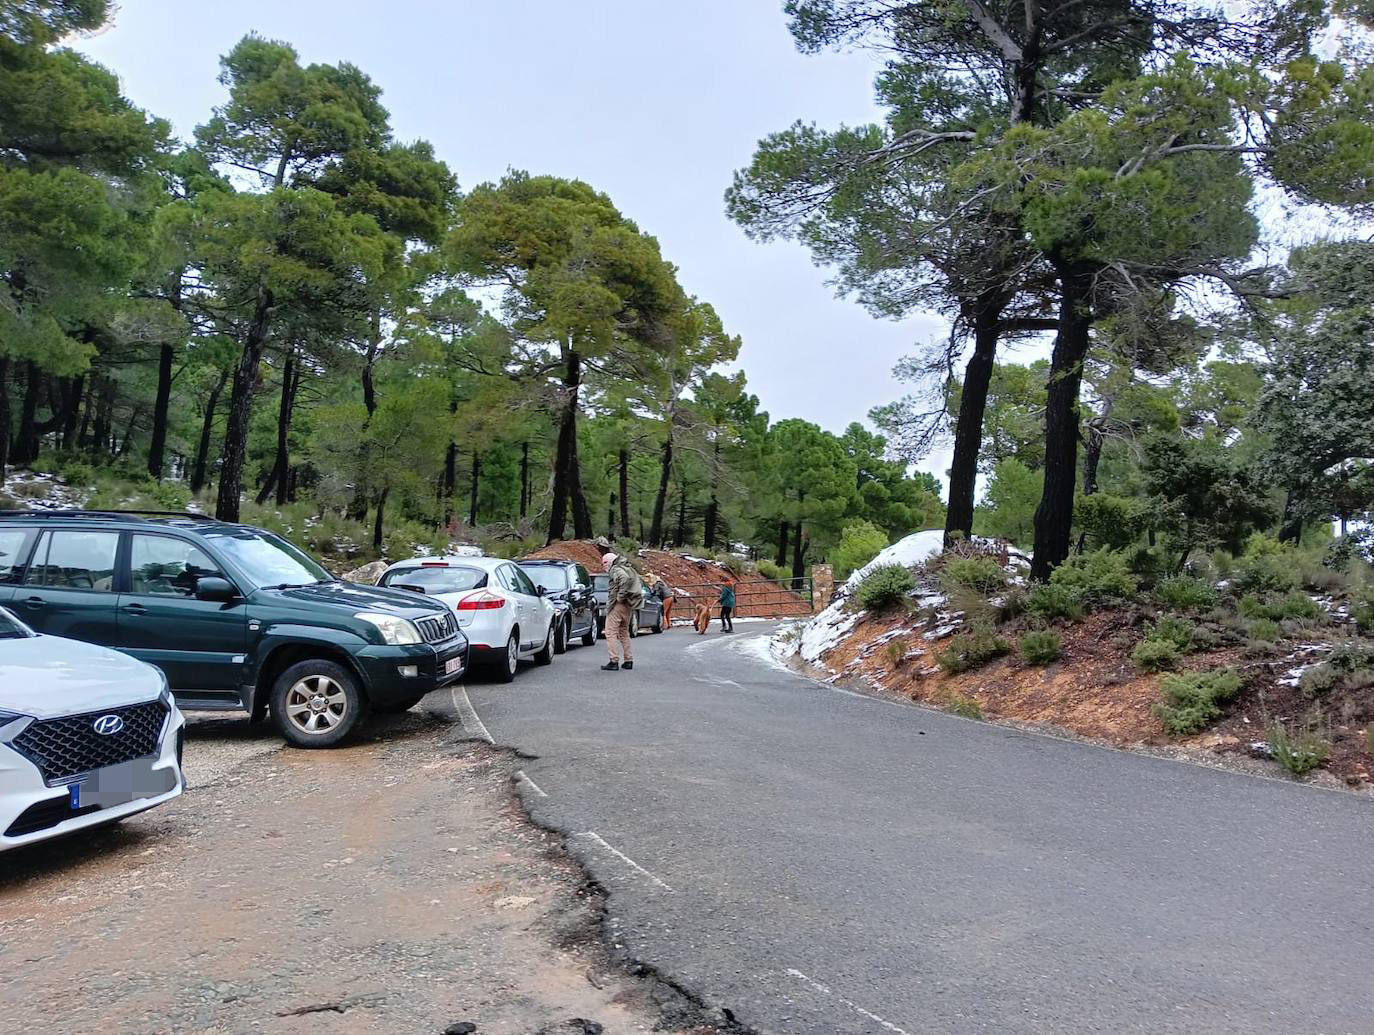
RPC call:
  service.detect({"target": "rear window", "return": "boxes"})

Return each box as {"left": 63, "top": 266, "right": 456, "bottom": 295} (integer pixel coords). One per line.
{"left": 381, "top": 565, "right": 487, "bottom": 594}
{"left": 519, "top": 563, "right": 571, "bottom": 592}
{"left": 592, "top": 574, "right": 609, "bottom": 590}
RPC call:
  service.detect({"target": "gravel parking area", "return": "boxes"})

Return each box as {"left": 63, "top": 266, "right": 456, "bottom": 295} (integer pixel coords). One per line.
{"left": 0, "top": 703, "right": 726, "bottom": 1034}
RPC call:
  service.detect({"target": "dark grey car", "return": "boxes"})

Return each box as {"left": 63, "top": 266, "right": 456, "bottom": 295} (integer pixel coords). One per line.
{"left": 516, "top": 559, "right": 597, "bottom": 653}
{"left": 590, "top": 573, "right": 664, "bottom": 638}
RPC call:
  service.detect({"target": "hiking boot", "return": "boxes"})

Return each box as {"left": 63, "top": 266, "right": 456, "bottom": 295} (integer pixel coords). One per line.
{"left": 622, "top": 660, "right": 634, "bottom": 670}
{"left": 601, "top": 660, "right": 620, "bottom": 671}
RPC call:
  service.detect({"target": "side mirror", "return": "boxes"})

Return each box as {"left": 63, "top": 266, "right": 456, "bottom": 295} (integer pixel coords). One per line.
{"left": 535, "top": 585, "right": 546, "bottom": 597}
{"left": 195, "top": 576, "right": 237, "bottom": 603}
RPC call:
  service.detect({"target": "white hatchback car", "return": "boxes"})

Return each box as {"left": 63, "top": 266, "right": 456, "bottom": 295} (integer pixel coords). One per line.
{"left": 0, "top": 607, "right": 185, "bottom": 853}
{"left": 378, "top": 556, "right": 558, "bottom": 682}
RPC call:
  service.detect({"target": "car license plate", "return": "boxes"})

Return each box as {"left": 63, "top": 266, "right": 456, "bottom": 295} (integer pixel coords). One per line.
{"left": 68, "top": 783, "right": 81, "bottom": 809}
{"left": 444, "top": 656, "right": 463, "bottom": 676}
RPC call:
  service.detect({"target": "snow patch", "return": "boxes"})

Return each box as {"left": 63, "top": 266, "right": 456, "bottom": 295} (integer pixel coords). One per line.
{"left": 845, "top": 529, "right": 945, "bottom": 589}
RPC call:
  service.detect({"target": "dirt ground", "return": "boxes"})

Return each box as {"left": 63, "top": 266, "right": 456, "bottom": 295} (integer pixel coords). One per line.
{"left": 0, "top": 707, "right": 726, "bottom": 1035}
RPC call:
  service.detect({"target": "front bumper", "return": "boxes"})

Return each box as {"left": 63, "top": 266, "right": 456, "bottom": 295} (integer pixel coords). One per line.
{"left": 1, "top": 706, "right": 186, "bottom": 852}
{"left": 355, "top": 637, "right": 468, "bottom": 705}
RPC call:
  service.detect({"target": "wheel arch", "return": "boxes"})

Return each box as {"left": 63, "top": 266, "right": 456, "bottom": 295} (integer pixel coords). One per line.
{"left": 253, "top": 642, "right": 368, "bottom": 721}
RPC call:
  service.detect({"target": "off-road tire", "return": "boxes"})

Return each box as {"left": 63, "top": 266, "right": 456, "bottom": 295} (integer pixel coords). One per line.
{"left": 554, "top": 617, "right": 569, "bottom": 654}
{"left": 270, "top": 658, "right": 368, "bottom": 748}
{"left": 534, "top": 622, "right": 556, "bottom": 665}
{"left": 581, "top": 619, "right": 596, "bottom": 647}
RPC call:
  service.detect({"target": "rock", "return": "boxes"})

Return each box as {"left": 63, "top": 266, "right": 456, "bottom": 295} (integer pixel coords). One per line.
{"left": 343, "top": 559, "right": 388, "bottom": 585}
{"left": 444, "top": 1023, "right": 478, "bottom": 1035}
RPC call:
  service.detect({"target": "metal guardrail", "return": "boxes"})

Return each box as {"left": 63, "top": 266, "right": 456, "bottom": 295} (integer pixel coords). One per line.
{"left": 669, "top": 577, "right": 814, "bottom": 619}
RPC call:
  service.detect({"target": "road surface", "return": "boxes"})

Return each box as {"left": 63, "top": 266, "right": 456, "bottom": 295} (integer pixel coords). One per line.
{"left": 464, "top": 622, "right": 1374, "bottom": 1034}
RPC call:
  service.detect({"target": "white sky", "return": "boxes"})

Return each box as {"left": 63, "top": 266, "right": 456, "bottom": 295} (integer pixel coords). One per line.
{"left": 76, "top": 0, "right": 950, "bottom": 463}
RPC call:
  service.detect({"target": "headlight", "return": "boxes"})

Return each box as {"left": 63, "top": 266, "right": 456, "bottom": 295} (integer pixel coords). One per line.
{"left": 356, "top": 612, "right": 421, "bottom": 645}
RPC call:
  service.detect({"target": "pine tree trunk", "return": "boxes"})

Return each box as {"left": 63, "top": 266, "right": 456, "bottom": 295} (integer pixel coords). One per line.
{"left": 61, "top": 375, "right": 84, "bottom": 450}
{"left": 519, "top": 441, "right": 529, "bottom": 519}
{"left": 257, "top": 349, "right": 296, "bottom": 506}
{"left": 776, "top": 521, "right": 789, "bottom": 567}
{"left": 191, "top": 370, "right": 227, "bottom": 495}
{"left": 791, "top": 509, "right": 806, "bottom": 580}
{"left": 618, "top": 449, "right": 630, "bottom": 537}
{"left": 90, "top": 377, "right": 115, "bottom": 461}
{"left": 443, "top": 440, "right": 457, "bottom": 527}
{"left": 649, "top": 436, "right": 672, "bottom": 546}
{"left": 372, "top": 486, "right": 388, "bottom": 552}
{"left": 945, "top": 301, "right": 1002, "bottom": 542}
{"left": 703, "top": 442, "right": 720, "bottom": 549}
{"left": 547, "top": 346, "right": 592, "bottom": 542}
{"left": 674, "top": 483, "right": 687, "bottom": 546}
{"left": 468, "top": 452, "right": 481, "bottom": 527}
{"left": 1031, "top": 265, "right": 1095, "bottom": 581}
{"left": 13, "top": 361, "right": 40, "bottom": 466}
{"left": 608, "top": 492, "right": 616, "bottom": 533}
{"left": 216, "top": 286, "right": 273, "bottom": 522}
{"left": 147, "top": 343, "right": 175, "bottom": 480}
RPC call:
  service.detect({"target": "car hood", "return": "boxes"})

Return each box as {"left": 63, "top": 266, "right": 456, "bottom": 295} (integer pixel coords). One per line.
{"left": 255, "top": 580, "right": 447, "bottom": 618}
{"left": 0, "top": 635, "right": 163, "bottom": 719}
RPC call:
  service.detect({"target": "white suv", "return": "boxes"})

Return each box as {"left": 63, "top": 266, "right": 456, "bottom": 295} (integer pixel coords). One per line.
{"left": 0, "top": 608, "right": 185, "bottom": 852}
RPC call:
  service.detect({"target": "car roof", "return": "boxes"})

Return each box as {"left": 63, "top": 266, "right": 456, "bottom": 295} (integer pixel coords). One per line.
{"left": 0, "top": 509, "right": 249, "bottom": 535}
{"left": 517, "top": 557, "right": 576, "bottom": 567}
{"left": 385, "top": 555, "right": 512, "bottom": 573}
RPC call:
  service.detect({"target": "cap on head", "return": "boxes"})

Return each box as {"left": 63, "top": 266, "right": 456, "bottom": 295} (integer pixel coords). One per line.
{"left": 601, "top": 552, "right": 617, "bottom": 569}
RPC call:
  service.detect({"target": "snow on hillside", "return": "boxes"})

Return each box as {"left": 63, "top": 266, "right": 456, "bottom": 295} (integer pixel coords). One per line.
{"left": 844, "top": 529, "right": 945, "bottom": 589}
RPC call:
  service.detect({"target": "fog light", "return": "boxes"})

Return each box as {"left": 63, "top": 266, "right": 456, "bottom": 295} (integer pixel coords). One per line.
{"left": 398, "top": 664, "right": 419, "bottom": 678}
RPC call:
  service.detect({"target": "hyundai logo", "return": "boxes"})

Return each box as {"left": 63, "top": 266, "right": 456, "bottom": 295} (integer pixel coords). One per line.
{"left": 92, "top": 714, "right": 124, "bottom": 736}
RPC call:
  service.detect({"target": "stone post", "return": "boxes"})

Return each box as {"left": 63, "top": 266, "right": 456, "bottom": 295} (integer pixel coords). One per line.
{"left": 811, "top": 564, "right": 834, "bottom": 613}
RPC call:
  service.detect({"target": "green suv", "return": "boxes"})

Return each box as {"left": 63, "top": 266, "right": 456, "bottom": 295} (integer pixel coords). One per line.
{"left": 0, "top": 510, "right": 469, "bottom": 747}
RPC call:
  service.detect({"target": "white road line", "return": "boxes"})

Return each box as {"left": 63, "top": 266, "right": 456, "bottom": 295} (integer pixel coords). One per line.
{"left": 786, "top": 968, "right": 912, "bottom": 1035}
{"left": 575, "top": 832, "right": 675, "bottom": 892}
{"left": 514, "top": 769, "right": 548, "bottom": 798}
{"left": 450, "top": 686, "right": 494, "bottom": 744}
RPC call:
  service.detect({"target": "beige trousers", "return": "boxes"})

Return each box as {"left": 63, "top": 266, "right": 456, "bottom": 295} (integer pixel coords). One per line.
{"left": 605, "top": 601, "right": 633, "bottom": 662}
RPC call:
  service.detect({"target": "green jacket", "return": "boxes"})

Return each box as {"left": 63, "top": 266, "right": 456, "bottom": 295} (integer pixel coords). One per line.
{"left": 718, "top": 584, "right": 735, "bottom": 608}
{"left": 608, "top": 557, "right": 645, "bottom": 608}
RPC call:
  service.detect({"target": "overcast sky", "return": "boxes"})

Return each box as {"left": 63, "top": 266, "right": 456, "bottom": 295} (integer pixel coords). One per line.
{"left": 76, "top": 1, "right": 952, "bottom": 462}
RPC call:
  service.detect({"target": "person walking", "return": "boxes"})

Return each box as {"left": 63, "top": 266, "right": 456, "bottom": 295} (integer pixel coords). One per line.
{"left": 602, "top": 551, "right": 643, "bottom": 671}
{"left": 718, "top": 579, "right": 736, "bottom": 632}
{"left": 652, "top": 577, "right": 674, "bottom": 630}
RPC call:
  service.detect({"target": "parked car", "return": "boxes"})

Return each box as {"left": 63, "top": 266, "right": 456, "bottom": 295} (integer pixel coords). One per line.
{"left": 0, "top": 510, "right": 468, "bottom": 748}
{"left": 516, "top": 558, "right": 597, "bottom": 653}
{"left": 378, "top": 556, "right": 557, "bottom": 682}
{"left": 0, "top": 606, "right": 185, "bottom": 852}
{"left": 590, "top": 572, "right": 665, "bottom": 638}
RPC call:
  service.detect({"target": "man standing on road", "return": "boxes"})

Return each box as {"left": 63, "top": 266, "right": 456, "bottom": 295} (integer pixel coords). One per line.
{"left": 602, "top": 551, "right": 643, "bottom": 671}
{"left": 718, "top": 579, "right": 735, "bottom": 633}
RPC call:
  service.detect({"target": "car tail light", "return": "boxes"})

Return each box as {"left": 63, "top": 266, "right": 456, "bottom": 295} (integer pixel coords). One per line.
{"left": 456, "top": 592, "right": 505, "bottom": 611}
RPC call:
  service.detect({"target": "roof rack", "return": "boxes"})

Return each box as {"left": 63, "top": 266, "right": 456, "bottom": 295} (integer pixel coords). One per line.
{"left": 0, "top": 509, "right": 218, "bottom": 522}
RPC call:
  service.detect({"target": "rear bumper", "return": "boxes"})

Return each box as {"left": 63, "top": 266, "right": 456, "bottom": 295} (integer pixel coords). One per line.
{"left": 1, "top": 707, "right": 186, "bottom": 852}
{"left": 354, "top": 638, "right": 468, "bottom": 706}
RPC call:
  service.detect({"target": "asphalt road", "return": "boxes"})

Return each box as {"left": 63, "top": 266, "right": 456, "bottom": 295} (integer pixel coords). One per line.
{"left": 464, "top": 622, "right": 1374, "bottom": 1034}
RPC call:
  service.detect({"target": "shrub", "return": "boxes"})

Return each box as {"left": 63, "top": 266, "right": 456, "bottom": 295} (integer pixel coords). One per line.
{"left": 1155, "top": 575, "right": 1219, "bottom": 612}
{"left": 1147, "top": 615, "right": 1195, "bottom": 651}
{"left": 939, "top": 556, "right": 1008, "bottom": 596}
{"left": 936, "top": 626, "right": 1010, "bottom": 674}
{"left": 756, "top": 558, "right": 786, "bottom": 581}
{"left": 853, "top": 564, "right": 915, "bottom": 612}
{"left": 1131, "top": 636, "right": 1182, "bottom": 672}
{"left": 1267, "top": 720, "right": 1330, "bottom": 776}
{"left": 1074, "top": 492, "right": 1149, "bottom": 551}
{"left": 1019, "top": 629, "right": 1062, "bottom": 665}
{"left": 1352, "top": 587, "right": 1374, "bottom": 634}
{"left": 1247, "top": 617, "right": 1281, "bottom": 642}
{"left": 1049, "top": 549, "right": 1138, "bottom": 602}
{"left": 1300, "top": 644, "right": 1374, "bottom": 698}
{"left": 830, "top": 520, "right": 889, "bottom": 581}
{"left": 1298, "top": 663, "right": 1341, "bottom": 698}
{"left": 1154, "top": 668, "right": 1243, "bottom": 735}
{"left": 943, "top": 692, "right": 984, "bottom": 719}
{"left": 1027, "top": 583, "right": 1085, "bottom": 621}
{"left": 1230, "top": 542, "right": 1300, "bottom": 595}
{"left": 883, "top": 640, "right": 907, "bottom": 667}
{"left": 147, "top": 479, "right": 191, "bottom": 510}
{"left": 1239, "top": 591, "right": 1322, "bottom": 623}
{"left": 996, "top": 586, "right": 1029, "bottom": 623}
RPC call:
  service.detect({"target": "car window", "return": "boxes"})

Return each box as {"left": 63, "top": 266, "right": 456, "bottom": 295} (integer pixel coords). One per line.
{"left": 130, "top": 535, "right": 225, "bottom": 597}
{"left": 380, "top": 565, "right": 486, "bottom": 593}
{"left": 23, "top": 530, "right": 119, "bottom": 591}
{"left": 0, "top": 527, "right": 35, "bottom": 584}
{"left": 519, "top": 563, "right": 570, "bottom": 592}
{"left": 0, "top": 607, "right": 32, "bottom": 639}
{"left": 199, "top": 528, "right": 331, "bottom": 588}
{"left": 592, "top": 574, "right": 609, "bottom": 591}
{"left": 575, "top": 564, "right": 589, "bottom": 587}
{"left": 501, "top": 564, "right": 537, "bottom": 596}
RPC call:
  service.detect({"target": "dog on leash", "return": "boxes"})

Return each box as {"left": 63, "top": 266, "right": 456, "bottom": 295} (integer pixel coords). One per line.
{"left": 692, "top": 601, "right": 713, "bottom": 634}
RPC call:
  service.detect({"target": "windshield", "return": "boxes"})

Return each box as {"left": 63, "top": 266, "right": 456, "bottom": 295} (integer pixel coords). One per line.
{"left": 592, "top": 574, "right": 609, "bottom": 591}
{"left": 380, "top": 565, "right": 487, "bottom": 594}
{"left": 201, "top": 529, "right": 332, "bottom": 588}
{"left": 0, "top": 607, "right": 32, "bottom": 639}
{"left": 519, "top": 563, "right": 570, "bottom": 592}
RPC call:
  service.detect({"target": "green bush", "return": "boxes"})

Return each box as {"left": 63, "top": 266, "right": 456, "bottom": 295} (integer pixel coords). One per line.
{"left": 936, "top": 626, "right": 1011, "bottom": 674}
{"left": 943, "top": 692, "right": 984, "bottom": 719}
{"left": 1230, "top": 538, "right": 1300, "bottom": 595}
{"left": 1247, "top": 617, "right": 1281, "bottom": 642}
{"left": 1153, "top": 668, "right": 1243, "bottom": 735}
{"left": 1300, "top": 644, "right": 1374, "bottom": 698}
{"left": 1131, "top": 636, "right": 1182, "bottom": 672}
{"left": 996, "top": 586, "right": 1029, "bottom": 623}
{"left": 853, "top": 564, "right": 915, "bottom": 612}
{"left": 1027, "top": 583, "right": 1085, "bottom": 620}
{"left": 1298, "top": 663, "right": 1340, "bottom": 698}
{"left": 1049, "top": 549, "right": 1138, "bottom": 602}
{"left": 1019, "top": 629, "right": 1062, "bottom": 665}
{"left": 1147, "top": 615, "right": 1195, "bottom": 651}
{"left": 1073, "top": 492, "right": 1149, "bottom": 552}
{"left": 1238, "top": 591, "right": 1321, "bottom": 623}
{"left": 1155, "top": 575, "right": 1219, "bottom": 611}
{"left": 939, "top": 555, "right": 1008, "bottom": 596}
{"left": 1352, "top": 587, "right": 1374, "bottom": 634}
{"left": 830, "top": 520, "right": 889, "bottom": 581}
{"left": 1267, "top": 720, "right": 1330, "bottom": 775}
{"left": 756, "top": 558, "right": 786, "bottom": 581}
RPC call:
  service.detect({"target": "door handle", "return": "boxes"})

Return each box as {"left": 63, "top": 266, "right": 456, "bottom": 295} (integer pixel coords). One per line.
{"left": 123, "top": 603, "right": 147, "bottom": 615}
{"left": 21, "top": 595, "right": 44, "bottom": 608}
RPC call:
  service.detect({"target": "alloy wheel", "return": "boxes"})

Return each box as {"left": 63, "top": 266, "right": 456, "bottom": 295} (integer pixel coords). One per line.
{"left": 284, "top": 674, "right": 348, "bottom": 735}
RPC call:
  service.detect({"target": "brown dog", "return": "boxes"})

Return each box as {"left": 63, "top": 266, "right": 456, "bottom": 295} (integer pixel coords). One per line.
{"left": 692, "top": 601, "right": 712, "bottom": 634}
